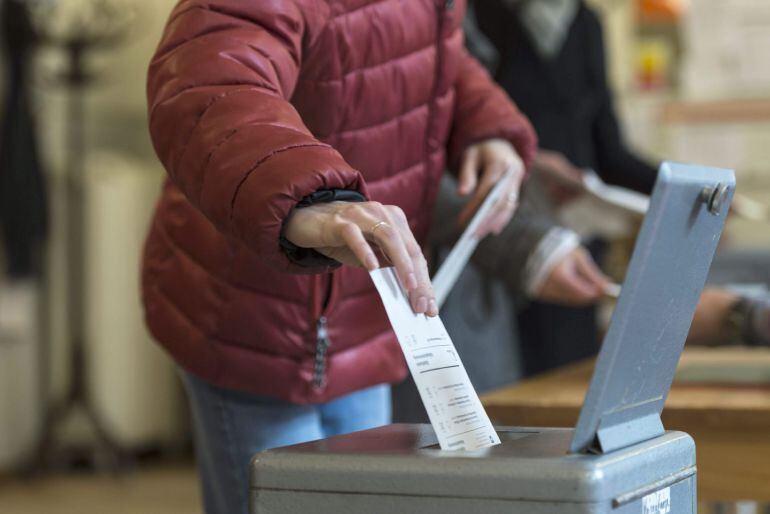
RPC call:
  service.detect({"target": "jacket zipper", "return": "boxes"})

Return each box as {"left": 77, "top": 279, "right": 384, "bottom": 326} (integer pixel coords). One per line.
{"left": 313, "top": 273, "right": 335, "bottom": 388}
{"left": 314, "top": 315, "right": 331, "bottom": 388}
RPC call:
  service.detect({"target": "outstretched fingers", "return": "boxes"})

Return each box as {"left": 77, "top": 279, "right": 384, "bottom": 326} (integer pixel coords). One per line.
{"left": 387, "top": 205, "right": 437, "bottom": 316}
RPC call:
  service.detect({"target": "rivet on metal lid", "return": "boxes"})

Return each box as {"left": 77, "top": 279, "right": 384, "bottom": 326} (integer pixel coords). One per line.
{"left": 701, "top": 183, "right": 729, "bottom": 216}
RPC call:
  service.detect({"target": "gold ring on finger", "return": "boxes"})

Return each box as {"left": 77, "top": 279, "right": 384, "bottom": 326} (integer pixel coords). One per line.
{"left": 369, "top": 220, "right": 390, "bottom": 238}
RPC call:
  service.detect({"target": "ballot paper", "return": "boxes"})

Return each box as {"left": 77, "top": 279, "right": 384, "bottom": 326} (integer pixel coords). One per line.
{"left": 432, "top": 168, "right": 514, "bottom": 308}
{"left": 370, "top": 267, "right": 500, "bottom": 451}
{"left": 604, "top": 282, "right": 622, "bottom": 299}
{"left": 582, "top": 169, "right": 650, "bottom": 215}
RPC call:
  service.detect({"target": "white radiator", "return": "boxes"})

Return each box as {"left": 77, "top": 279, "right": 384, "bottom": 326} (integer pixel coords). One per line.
{"left": 83, "top": 153, "right": 185, "bottom": 448}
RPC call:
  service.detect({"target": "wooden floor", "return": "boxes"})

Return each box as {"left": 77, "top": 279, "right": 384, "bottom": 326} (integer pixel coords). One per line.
{"left": 0, "top": 463, "right": 202, "bottom": 514}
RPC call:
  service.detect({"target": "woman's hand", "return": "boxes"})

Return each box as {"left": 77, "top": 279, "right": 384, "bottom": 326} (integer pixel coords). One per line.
{"left": 534, "top": 246, "right": 611, "bottom": 306}
{"left": 284, "top": 201, "right": 437, "bottom": 316}
{"left": 457, "top": 138, "right": 525, "bottom": 237}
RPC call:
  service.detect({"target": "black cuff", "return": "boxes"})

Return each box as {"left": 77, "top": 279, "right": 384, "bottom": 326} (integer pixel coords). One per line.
{"left": 280, "top": 189, "right": 367, "bottom": 268}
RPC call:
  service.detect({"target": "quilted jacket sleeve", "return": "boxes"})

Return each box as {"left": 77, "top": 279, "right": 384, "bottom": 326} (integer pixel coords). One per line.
{"left": 448, "top": 48, "right": 538, "bottom": 170}
{"left": 147, "top": 0, "right": 366, "bottom": 273}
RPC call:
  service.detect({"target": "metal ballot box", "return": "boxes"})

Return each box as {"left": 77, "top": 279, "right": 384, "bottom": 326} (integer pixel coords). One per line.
{"left": 250, "top": 163, "right": 735, "bottom": 514}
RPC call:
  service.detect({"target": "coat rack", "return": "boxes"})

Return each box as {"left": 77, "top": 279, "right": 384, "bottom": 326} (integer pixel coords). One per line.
{"left": 26, "top": 0, "right": 137, "bottom": 473}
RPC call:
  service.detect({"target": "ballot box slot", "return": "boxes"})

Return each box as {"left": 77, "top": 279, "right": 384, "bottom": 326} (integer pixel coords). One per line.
{"left": 419, "top": 429, "right": 536, "bottom": 450}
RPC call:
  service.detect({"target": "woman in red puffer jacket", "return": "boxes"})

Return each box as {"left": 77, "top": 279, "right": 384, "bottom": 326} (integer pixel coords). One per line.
{"left": 143, "top": 1, "right": 536, "bottom": 512}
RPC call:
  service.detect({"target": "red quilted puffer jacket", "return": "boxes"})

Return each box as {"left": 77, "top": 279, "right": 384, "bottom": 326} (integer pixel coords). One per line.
{"left": 142, "top": 0, "right": 537, "bottom": 404}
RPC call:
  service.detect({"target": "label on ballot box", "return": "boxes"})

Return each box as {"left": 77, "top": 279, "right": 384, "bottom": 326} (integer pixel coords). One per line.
{"left": 370, "top": 267, "right": 500, "bottom": 451}
{"left": 642, "top": 487, "right": 671, "bottom": 514}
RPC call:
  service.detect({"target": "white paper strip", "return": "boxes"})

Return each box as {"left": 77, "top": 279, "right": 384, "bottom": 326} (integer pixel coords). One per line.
{"left": 371, "top": 267, "right": 500, "bottom": 451}
{"left": 432, "top": 168, "right": 514, "bottom": 309}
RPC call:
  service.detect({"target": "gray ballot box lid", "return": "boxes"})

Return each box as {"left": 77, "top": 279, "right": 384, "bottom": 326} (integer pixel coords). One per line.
{"left": 569, "top": 162, "right": 735, "bottom": 454}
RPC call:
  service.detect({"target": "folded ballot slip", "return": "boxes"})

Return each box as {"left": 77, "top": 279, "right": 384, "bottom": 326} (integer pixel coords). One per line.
{"left": 370, "top": 267, "right": 500, "bottom": 451}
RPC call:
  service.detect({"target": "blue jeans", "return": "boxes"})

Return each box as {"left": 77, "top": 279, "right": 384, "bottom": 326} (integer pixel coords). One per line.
{"left": 179, "top": 371, "right": 391, "bottom": 514}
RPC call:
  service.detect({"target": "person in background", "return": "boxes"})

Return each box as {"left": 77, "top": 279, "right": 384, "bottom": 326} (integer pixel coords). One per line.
{"left": 142, "top": 2, "right": 536, "bottom": 513}
{"left": 470, "top": 0, "right": 660, "bottom": 375}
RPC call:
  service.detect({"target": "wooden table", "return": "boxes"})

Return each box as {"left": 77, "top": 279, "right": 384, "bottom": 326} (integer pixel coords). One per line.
{"left": 481, "top": 348, "right": 770, "bottom": 502}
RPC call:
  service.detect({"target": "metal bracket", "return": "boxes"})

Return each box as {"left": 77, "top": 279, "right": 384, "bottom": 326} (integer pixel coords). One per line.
{"left": 587, "top": 412, "right": 665, "bottom": 454}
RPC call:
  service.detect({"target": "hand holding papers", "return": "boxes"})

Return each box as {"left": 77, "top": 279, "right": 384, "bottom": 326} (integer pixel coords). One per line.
{"left": 432, "top": 167, "right": 515, "bottom": 309}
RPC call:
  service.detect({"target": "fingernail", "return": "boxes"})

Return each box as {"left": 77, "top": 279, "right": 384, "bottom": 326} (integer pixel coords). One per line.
{"left": 428, "top": 299, "right": 437, "bottom": 316}
{"left": 366, "top": 254, "right": 379, "bottom": 270}
{"left": 407, "top": 273, "right": 418, "bottom": 290}
{"left": 416, "top": 296, "right": 428, "bottom": 313}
